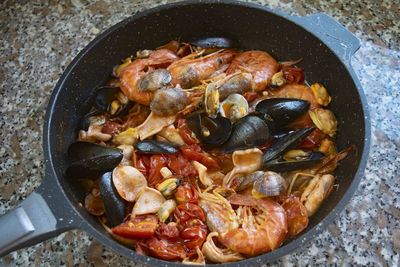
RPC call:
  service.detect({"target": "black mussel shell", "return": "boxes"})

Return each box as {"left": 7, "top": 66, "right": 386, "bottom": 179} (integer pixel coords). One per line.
{"left": 81, "top": 110, "right": 104, "bottom": 131}
{"left": 66, "top": 141, "right": 123, "bottom": 179}
{"left": 187, "top": 112, "right": 232, "bottom": 145}
{"left": 263, "top": 151, "right": 325, "bottom": 172}
{"left": 255, "top": 98, "right": 310, "bottom": 129}
{"left": 272, "top": 127, "right": 296, "bottom": 139}
{"left": 93, "top": 86, "right": 134, "bottom": 117}
{"left": 221, "top": 114, "right": 271, "bottom": 153}
{"left": 134, "top": 140, "right": 179, "bottom": 154}
{"left": 99, "top": 172, "right": 127, "bottom": 227}
{"left": 262, "top": 127, "right": 315, "bottom": 165}
{"left": 190, "top": 37, "right": 236, "bottom": 48}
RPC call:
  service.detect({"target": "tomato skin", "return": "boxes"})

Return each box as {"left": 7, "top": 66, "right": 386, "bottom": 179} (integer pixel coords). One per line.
{"left": 278, "top": 195, "right": 308, "bottom": 237}
{"left": 173, "top": 203, "right": 206, "bottom": 225}
{"left": 243, "top": 92, "right": 259, "bottom": 103}
{"left": 177, "top": 119, "right": 198, "bottom": 145}
{"left": 298, "top": 128, "right": 327, "bottom": 150}
{"left": 146, "top": 237, "right": 186, "bottom": 260}
{"left": 181, "top": 144, "right": 220, "bottom": 170}
{"left": 155, "top": 223, "right": 180, "bottom": 241}
{"left": 168, "top": 152, "right": 197, "bottom": 179}
{"left": 282, "top": 66, "right": 304, "bottom": 84}
{"left": 180, "top": 226, "right": 207, "bottom": 250}
{"left": 133, "top": 154, "right": 150, "bottom": 176}
{"left": 148, "top": 154, "right": 169, "bottom": 186}
{"left": 112, "top": 215, "right": 158, "bottom": 239}
{"left": 174, "top": 182, "right": 199, "bottom": 204}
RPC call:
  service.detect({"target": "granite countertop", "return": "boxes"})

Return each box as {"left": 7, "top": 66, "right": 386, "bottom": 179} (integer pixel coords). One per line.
{"left": 0, "top": 0, "right": 399, "bottom": 266}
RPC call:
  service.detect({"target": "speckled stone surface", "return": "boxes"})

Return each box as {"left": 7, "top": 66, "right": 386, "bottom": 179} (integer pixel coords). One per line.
{"left": 0, "top": 0, "right": 399, "bottom": 266}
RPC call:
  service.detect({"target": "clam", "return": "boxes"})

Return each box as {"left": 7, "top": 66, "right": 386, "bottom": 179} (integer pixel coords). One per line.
{"left": 99, "top": 172, "right": 127, "bottom": 227}
{"left": 134, "top": 140, "right": 179, "bottom": 154}
{"left": 138, "top": 69, "right": 172, "bottom": 92}
{"left": 236, "top": 171, "right": 265, "bottom": 191}
{"left": 252, "top": 171, "right": 287, "bottom": 197}
{"left": 112, "top": 166, "right": 147, "bottom": 202}
{"left": 218, "top": 73, "right": 252, "bottom": 100}
{"left": 187, "top": 112, "right": 232, "bottom": 145}
{"left": 255, "top": 98, "right": 310, "bottom": 129}
{"left": 150, "top": 87, "right": 188, "bottom": 116}
{"left": 93, "top": 86, "right": 133, "bottom": 117}
{"left": 220, "top": 94, "right": 248, "bottom": 122}
{"left": 66, "top": 141, "right": 123, "bottom": 179}
{"left": 221, "top": 114, "right": 271, "bottom": 153}
{"left": 205, "top": 83, "right": 220, "bottom": 118}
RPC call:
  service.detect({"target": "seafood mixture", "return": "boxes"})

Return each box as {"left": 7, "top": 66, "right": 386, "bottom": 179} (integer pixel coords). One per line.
{"left": 67, "top": 39, "right": 353, "bottom": 264}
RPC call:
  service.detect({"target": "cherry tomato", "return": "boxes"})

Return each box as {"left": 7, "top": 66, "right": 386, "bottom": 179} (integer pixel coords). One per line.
{"left": 133, "top": 154, "right": 150, "bottom": 176}
{"left": 278, "top": 195, "right": 308, "bottom": 236}
{"left": 282, "top": 66, "right": 304, "bottom": 84}
{"left": 148, "top": 154, "right": 169, "bottom": 186}
{"left": 146, "top": 237, "right": 186, "bottom": 260}
{"left": 180, "top": 226, "right": 207, "bottom": 250}
{"left": 174, "top": 182, "right": 199, "bottom": 203}
{"left": 177, "top": 119, "right": 198, "bottom": 145}
{"left": 168, "top": 152, "right": 197, "bottom": 179}
{"left": 173, "top": 203, "right": 206, "bottom": 224}
{"left": 298, "top": 128, "right": 327, "bottom": 150}
{"left": 155, "top": 223, "right": 180, "bottom": 241}
{"left": 243, "top": 92, "right": 259, "bottom": 103}
{"left": 180, "top": 144, "right": 220, "bottom": 170}
{"left": 112, "top": 215, "right": 158, "bottom": 239}
{"left": 182, "top": 218, "right": 207, "bottom": 229}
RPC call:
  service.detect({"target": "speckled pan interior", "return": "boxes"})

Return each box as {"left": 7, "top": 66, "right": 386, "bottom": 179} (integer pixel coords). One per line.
{"left": 44, "top": 1, "right": 366, "bottom": 266}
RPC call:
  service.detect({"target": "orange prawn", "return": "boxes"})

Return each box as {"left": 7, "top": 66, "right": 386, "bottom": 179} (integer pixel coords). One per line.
{"left": 226, "top": 50, "right": 279, "bottom": 92}
{"left": 119, "top": 49, "right": 179, "bottom": 105}
{"left": 168, "top": 49, "right": 236, "bottom": 89}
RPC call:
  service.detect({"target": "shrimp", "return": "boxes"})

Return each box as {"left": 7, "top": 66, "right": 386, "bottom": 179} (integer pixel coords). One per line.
{"left": 226, "top": 50, "right": 279, "bottom": 92}
{"left": 198, "top": 188, "right": 287, "bottom": 256}
{"left": 221, "top": 194, "right": 287, "bottom": 255}
{"left": 119, "top": 49, "right": 179, "bottom": 105}
{"left": 168, "top": 49, "right": 236, "bottom": 89}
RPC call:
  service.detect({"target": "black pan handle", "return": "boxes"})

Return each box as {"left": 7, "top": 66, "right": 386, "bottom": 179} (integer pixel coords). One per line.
{"left": 288, "top": 13, "right": 361, "bottom": 67}
{"left": 0, "top": 175, "right": 81, "bottom": 256}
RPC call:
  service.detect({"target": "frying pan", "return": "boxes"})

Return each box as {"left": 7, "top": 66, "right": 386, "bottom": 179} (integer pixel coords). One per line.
{"left": 0, "top": 0, "right": 370, "bottom": 265}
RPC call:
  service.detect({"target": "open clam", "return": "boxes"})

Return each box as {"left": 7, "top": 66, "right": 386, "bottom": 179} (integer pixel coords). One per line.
{"left": 220, "top": 94, "right": 249, "bottom": 122}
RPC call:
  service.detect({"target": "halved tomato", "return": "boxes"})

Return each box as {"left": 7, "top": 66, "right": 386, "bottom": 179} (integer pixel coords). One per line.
{"left": 112, "top": 215, "right": 158, "bottom": 239}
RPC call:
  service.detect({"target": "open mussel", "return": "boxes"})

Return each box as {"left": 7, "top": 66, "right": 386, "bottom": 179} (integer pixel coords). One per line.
{"left": 134, "top": 140, "right": 179, "bottom": 154}
{"left": 99, "top": 172, "right": 127, "bottom": 227}
{"left": 221, "top": 114, "right": 271, "bottom": 153}
{"left": 262, "top": 127, "right": 315, "bottom": 164}
{"left": 255, "top": 98, "right": 310, "bottom": 129}
{"left": 66, "top": 141, "right": 123, "bottom": 179}
{"left": 263, "top": 151, "right": 325, "bottom": 172}
{"left": 187, "top": 112, "right": 232, "bottom": 145}
{"left": 93, "top": 86, "right": 134, "bottom": 117}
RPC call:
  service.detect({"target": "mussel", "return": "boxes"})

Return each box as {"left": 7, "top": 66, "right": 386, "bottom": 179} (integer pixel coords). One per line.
{"left": 262, "top": 127, "right": 315, "bottom": 164}
{"left": 255, "top": 98, "right": 310, "bottom": 129}
{"left": 190, "top": 37, "right": 236, "bottom": 48}
{"left": 99, "top": 172, "right": 127, "bottom": 227}
{"left": 134, "top": 140, "right": 179, "bottom": 154}
{"left": 263, "top": 151, "right": 325, "bottom": 172}
{"left": 187, "top": 112, "right": 232, "bottom": 145}
{"left": 138, "top": 69, "right": 172, "bottom": 92}
{"left": 93, "top": 86, "right": 134, "bottom": 117}
{"left": 221, "top": 114, "right": 271, "bottom": 153}
{"left": 66, "top": 141, "right": 123, "bottom": 179}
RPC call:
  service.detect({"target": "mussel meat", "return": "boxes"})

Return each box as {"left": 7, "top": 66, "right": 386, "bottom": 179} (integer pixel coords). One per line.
{"left": 263, "top": 151, "right": 325, "bottom": 172}
{"left": 150, "top": 87, "right": 188, "bottom": 116}
{"left": 221, "top": 114, "right": 271, "bottom": 153}
{"left": 138, "top": 69, "right": 172, "bottom": 92}
{"left": 134, "top": 140, "right": 179, "bottom": 154}
{"left": 255, "top": 98, "right": 310, "bottom": 129}
{"left": 205, "top": 83, "right": 220, "bottom": 118}
{"left": 187, "top": 112, "right": 232, "bottom": 145}
{"left": 262, "top": 127, "right": 315, "bottom": 165}
{"left": 252, "top": 171, "right": 287, "bottom": 197}
{"left": 220, "top": 94, "right": 248, "bottom": 122}
{"left": 93, "top": 86, "right": 134, "bottom": 117}
{"left": 66, "top": 141, "right": 123, "bottom": 179}
{"left": 99, "top": 172, "right": 127, "bottom": 227}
